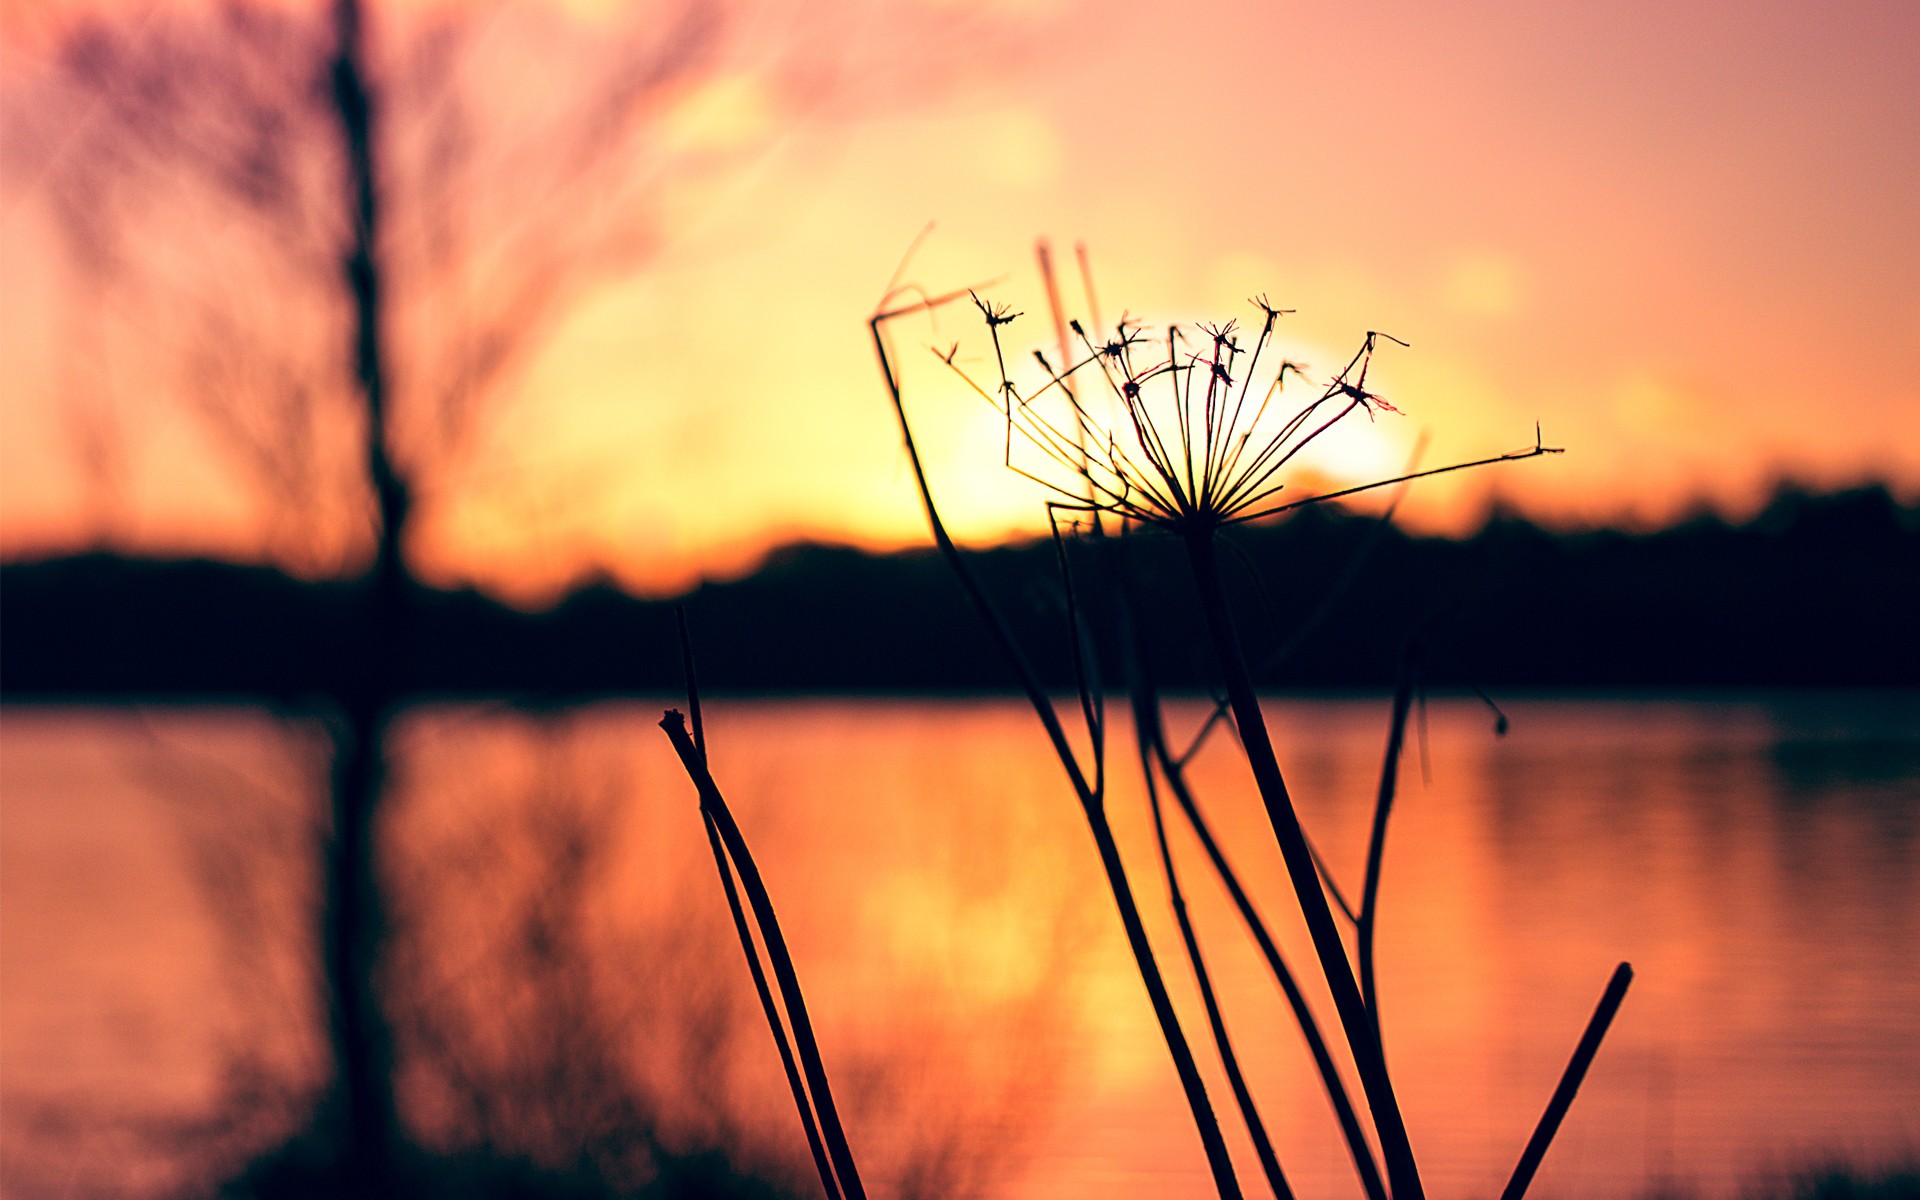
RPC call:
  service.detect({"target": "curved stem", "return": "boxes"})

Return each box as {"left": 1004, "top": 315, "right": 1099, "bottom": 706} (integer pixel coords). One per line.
{"left": 1358, "top": 668, "right": 1416, "bottom": 1048}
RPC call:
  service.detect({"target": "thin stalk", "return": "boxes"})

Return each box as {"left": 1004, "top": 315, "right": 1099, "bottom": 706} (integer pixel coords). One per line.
{"left": 1306, "top": 835, "right": 1360, "bottom": 926}
{"left": 661, "top": 711, "right": 867, "bottom": 1200}
{"left": 1079, "top": 791, "right": 1244, "bottom": 1198}
{"left": 1358, "top": 665, "right": 1416, "bottom": 1044}
{"left": 1500, "top": 964, "right": 1634, "bottom": 1200}
{"left": 1183, "top": 529, "right": 1425, "bottom": 1200}
{"left": 872, "top": 309, "right": 1095, "bottom": 799}
{"left": 676, "top": 612, "right": 839, "bottom": 1198}
{"left": 1143, "top": 702, "right": 1389, "bottom": 1200}
{"left": 1074, "top": 242, "right": 1102, "bottom": 335}
{"left": 1110, "top": 516, "right": 1383, "bottom": 1200}
{"left": 873, "top": 308, "right": 1244, "bottom": 1200}
{"left": 1226, "top": 442, "right": 1561, "bottom": 527}
{"left": 1133, "top": 688, "right": 1294, "bottom": 1200}
{"left": 675, "top": 614, "right": 840, "bottom": 1190}
{"left": 1173, "top": 327, "right": 1197, "bottom": 506}
{"left": 703, "top": 812, "right": 840, "bottom": 1200}
{"left": 1035, "top": 240, "right": 1091, "bottom": 476}
{"left": 1049, "top": 509, "right": 1104, "bottom": 796}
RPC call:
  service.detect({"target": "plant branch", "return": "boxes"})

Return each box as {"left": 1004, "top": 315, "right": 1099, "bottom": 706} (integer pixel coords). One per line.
{"left": 1123, "top": 621, "right": 1293, "bottom": 1199}
{"left": 703, "top": 812, "right": 840, "bottom": 1200}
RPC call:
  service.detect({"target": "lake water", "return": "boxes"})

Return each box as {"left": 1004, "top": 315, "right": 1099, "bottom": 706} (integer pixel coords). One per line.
{"left": 3, "top": 695, "right": 1917, "bottom": 1199}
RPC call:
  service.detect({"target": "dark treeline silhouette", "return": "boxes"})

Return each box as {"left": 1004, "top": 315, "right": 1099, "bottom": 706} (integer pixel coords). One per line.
{"left": 4, "top": 483, "right": 1916, "bottom": 698}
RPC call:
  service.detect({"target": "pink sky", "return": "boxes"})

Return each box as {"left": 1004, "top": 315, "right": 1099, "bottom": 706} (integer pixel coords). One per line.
{"left": 2, "top": 0, "right": 1915, "bottom": 602}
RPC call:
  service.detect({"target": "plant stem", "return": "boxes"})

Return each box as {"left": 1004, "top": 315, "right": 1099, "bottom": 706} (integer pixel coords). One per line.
{"left": 873, "top": 313, "right": 1244, "bottom": 1200}
{"left": 673, "top": 614, "right": 841, "bottom": 1198}
{"left": 1358, "top": 669, "right": 1416, "bottom": 1047}
{"left": 702, "top": 811, "right": 841, "bottom": 1200}
{"left": 1080, "top": 801, "right": 1245, "bottom": 1200}
{"left": 1137, "top": 706, "right": 1295, "bottom": 1200}
{"left": 1145, "top": 707, "right": 1390, "bottom": 1200}
{"left": 662, "top": 712, "right": 867, "bottom": 1200}
{"left": 1183, "top": 529, "right": 1424, "bottom": 1200}
{"left": 1500, "top": 963, "right": 1634, "bottom": 1200}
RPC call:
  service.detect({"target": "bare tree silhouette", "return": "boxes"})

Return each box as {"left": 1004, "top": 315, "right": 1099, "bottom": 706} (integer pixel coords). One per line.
{"left": 2, "top": 1, "right": 1063, "bottom": 1189}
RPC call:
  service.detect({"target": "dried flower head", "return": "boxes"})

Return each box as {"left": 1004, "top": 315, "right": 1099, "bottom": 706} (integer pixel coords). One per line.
{"left": 936, "top": 291, "right": 1557, "bottom": 536}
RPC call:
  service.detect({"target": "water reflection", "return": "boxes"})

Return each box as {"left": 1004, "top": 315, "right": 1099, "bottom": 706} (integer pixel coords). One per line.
{"left": 1, "top": 696, "right": 1916, "bottom": 1198}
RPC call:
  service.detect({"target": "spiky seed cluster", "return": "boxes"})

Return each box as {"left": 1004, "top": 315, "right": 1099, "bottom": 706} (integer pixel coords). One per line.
{"left": 941, "top": 293, "right": 1409, "bottom": 535}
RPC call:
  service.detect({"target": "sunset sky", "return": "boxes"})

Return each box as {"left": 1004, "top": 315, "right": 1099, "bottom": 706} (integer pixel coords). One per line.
{"left": 2, "top": 0, "right": 1915, "bottom": 603}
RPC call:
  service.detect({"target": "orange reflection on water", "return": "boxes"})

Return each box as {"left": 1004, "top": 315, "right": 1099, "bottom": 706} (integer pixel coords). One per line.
{"left": 3, "top": 696, "right": 1917, "bottom": 1197}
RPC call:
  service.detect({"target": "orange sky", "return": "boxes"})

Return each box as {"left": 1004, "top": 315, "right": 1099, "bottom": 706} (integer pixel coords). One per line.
{"left": 2, "top": 0, "right": 1916, "bottom": 603}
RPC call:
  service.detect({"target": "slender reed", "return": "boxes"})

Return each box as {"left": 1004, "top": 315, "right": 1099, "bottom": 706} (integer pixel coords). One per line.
{"left": 660, "top": 717, "right": 866, "bottom": 1198}
{"left": 702, "top": 812, "right": 840, "bottom": 1199}
{"left": 675, "top": 612, "right": 839, "bottom": 1198}
{"left": 661, "top": 616, "right": 865, "bottom": 1200}
{"left": 1500, "top": 963, "right": 1635, "bottom": 1200}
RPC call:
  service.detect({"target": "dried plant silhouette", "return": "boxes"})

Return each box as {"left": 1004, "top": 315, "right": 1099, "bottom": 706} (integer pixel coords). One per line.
{"left": 872, "top": 292, "right": 1251, "bottom": 1200}
{"left": 869, "top": 244, "right": 1633, "bottom": 1199}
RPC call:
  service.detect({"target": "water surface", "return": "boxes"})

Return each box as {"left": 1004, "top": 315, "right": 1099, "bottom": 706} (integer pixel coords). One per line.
{"left": 3, "top": 694, "right": 1916, "bottom": 1198}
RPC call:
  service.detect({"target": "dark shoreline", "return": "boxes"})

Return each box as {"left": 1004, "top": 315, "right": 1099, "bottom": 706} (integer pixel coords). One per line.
{"left": 6, "top": 484, "right": 1916, "bottom": 698}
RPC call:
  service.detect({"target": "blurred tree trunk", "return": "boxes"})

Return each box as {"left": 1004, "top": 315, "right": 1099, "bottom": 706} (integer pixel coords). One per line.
{"left": 324, "top": 0, "right": 406, "bottom": 1186}
{"left": 2, "top": 0, "right": 1061, "bottom": 1184}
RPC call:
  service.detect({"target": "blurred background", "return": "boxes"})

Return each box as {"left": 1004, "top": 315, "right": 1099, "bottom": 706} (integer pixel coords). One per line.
{"left": 4, "top": 0, "right": 1916, "bottom": 597}
{"left": 2, "top": 0, "right": 1916, "bottom": 1197}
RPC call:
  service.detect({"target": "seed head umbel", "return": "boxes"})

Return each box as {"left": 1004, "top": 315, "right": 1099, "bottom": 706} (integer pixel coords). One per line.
{"left": 937, "top": 292, "right": 1526, "bottom": 536}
